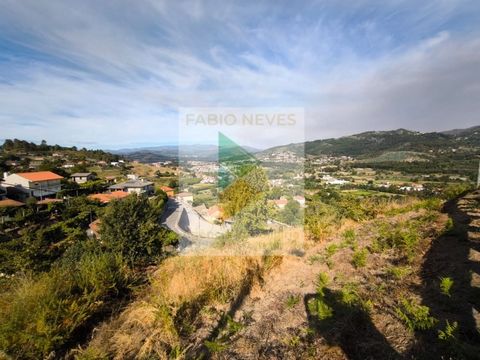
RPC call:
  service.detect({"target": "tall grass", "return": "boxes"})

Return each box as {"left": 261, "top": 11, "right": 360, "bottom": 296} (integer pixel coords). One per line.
{"left": 0, "top": 251, "right": 131, "bottom": 359}
{"left": 78, "top": 255, "right": 275, "bottom": 359}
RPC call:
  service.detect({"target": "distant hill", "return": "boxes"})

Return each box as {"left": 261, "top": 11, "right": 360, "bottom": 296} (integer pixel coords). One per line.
{"left": 260, "top": 126, "right": 480, "bottom": 159}
{"left": 116, "top": 144, "right": 260, "bottom": 162}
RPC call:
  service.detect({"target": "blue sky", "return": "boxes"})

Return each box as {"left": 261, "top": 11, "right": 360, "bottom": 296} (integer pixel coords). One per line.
{"left": 1, "top": 0, "right": 480, "bottom": 149}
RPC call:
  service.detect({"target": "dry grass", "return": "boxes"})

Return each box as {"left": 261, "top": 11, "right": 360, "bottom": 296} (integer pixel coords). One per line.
{"left": 76, "top": 255, "right": 271, "bottom": 359}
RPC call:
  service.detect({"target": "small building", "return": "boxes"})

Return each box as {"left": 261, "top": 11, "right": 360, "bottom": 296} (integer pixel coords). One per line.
{"left": 160, "top": 186, "right": 175, "bottom": 197}
{"left": 127, "top": 174, "right": 139, "bottom": 180}
{"left": 71, "top": 172, "right": 96, "bottom": 184}
{"left": 108, "top": 179, "right": 154, "bottom": 195}
{"left": 0, "top": 186, "right": 6, "bottom": 200}
{"left": 176, "top": 192, "right": 193, "bottom": 203}
{"left": 1, "top": 171, "right": 63, "bottom": 200}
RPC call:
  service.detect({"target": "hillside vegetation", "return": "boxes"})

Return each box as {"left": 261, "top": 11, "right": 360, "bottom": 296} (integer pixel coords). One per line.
{"left": 71, "top": 190, "right": 480, "bottom": 359}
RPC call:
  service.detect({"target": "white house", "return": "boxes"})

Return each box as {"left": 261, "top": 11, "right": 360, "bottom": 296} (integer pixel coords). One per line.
{"left": 108, "top": 179, "right": 154, "bottom": 195}
{"left": 71, "top": 172, "right": 96, "bottom": 184}
{"left": 1, "top": 171, "right": 63, "bottom": 199}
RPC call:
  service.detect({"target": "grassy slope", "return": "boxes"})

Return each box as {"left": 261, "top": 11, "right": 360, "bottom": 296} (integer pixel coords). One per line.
{"left": 75, "top": 193, "right": 480, "bottom": 359}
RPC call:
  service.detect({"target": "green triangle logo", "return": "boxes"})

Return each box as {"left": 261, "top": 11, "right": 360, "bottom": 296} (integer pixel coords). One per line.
{"left": 218, "top": 132, "right": 259, "bottom": 189}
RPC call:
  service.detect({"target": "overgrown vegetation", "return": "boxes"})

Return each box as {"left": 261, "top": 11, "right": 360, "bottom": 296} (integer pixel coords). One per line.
{"left": 0, "top": 193, "right": 176, "bottom": 359}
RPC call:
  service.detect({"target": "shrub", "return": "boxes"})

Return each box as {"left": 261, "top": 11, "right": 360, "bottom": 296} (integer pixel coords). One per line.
{"left": 395, "top": 298, "right": 438, "bottom": 331}
{"left": 440, "top": 277, "right": 454, "bottom": 297}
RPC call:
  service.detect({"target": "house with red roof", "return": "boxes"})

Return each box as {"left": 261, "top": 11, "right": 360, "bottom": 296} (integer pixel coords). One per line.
{"left": 1, "top": 171, "right": 63, "bottom": 200}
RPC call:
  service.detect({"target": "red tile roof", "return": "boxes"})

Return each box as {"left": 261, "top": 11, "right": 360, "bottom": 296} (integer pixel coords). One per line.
{"left": 16, "top": 171, "right": 64, "bottom": 182}
{"left": 160, "top": 186, "right": 174, "bottom": 191}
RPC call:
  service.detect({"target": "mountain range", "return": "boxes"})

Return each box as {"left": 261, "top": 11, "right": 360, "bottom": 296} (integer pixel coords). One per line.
{"left": 114, "top": 126, "right": 480, "bottom": 162}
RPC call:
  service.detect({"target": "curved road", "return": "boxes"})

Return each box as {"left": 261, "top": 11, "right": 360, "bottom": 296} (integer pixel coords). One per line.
{"left": 161, "top": 198, "right": 218, "bottom": 253}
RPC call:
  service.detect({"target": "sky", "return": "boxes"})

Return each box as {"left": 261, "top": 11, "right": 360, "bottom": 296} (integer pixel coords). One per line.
{"left": 1, "top": 0, "right": 480, "bottom": 149}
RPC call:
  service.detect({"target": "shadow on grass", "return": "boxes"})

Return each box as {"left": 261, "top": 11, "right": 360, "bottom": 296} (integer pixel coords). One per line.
{"left": 304, "top": 288, "right": 402, "bottom": 360}
{"left": 407, "top": 192, "right": 480, "bottom": 359}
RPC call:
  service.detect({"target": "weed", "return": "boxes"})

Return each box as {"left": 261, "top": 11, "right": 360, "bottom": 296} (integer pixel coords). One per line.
{"left": 284, "top": 335, "right": 301, "bottom": 347}
{"left": 438, "top": 320, "right": 458, "bottom": 342}
{"left": 387, "top": 266, "right": 412, "bottom": 280}
{"left": 308, "top": 297, "right": 333, "bottom": 320}
{"left": 286, "top": 294, "right": 301, "bottom": 309}
{"left": 341, "top": 229, "right": 357, "bottom": 250}
{"left": 351, "top": 248, "right": 368, "bottom": 268}
{"left": 440, "top": 277, "right": 454, "bottom": 297}
{"left": 204, "top": 340, "right": 227, "bottom": 353}
{"left": 325, "top": 244, "right": 338, "bottom": 258}
{"left": 395, "top": 298, "right": 438, "bottom": 331}
{"left": 307, "top": 253, "right": 323, "bottom": 264}
{"left": 443, "top": 218, "right": 456, "bottom": 235}
{"left": 315, "top": 272, "right": 329, "bottom": 297}
{"left": 375, "top": 220, "right": 420, "bottom": 261}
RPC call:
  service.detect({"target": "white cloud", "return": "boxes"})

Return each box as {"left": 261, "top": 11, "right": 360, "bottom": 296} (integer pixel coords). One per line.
{"left": 0, "top": 0, "right": 479, "bottom": 148}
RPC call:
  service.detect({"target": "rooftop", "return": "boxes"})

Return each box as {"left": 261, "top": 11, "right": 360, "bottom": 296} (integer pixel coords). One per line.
{"left": 89, "top": 191, "right": 130, "bottom": 203}
{"left": 14, "top": 171, "right": 64, "bottom": 182}
{"left": 0, "top": 198, "right": 25, "bottom": 208}
{"left": 71, "top": 172, "right": 93, "bottom": 177}
{"left": 109, "top": 180, "right": 154, "bottom": 189}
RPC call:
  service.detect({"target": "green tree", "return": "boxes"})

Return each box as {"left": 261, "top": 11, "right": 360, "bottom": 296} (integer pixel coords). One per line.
{"left": 100, "top": 194, "right": 170, "bottom": 266}
{"left": 279, "top": 199, "right": 303, "bottom": 225}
